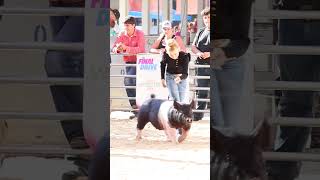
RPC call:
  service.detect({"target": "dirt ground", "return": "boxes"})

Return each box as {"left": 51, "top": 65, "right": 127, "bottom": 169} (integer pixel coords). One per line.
{"left": 110, "top": 115, "right": 210, "bottom": 180}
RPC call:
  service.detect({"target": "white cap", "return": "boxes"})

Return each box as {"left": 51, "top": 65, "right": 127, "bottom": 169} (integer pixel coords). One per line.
{"left": 161, "top": 20, "right": 172, "bottom": 29}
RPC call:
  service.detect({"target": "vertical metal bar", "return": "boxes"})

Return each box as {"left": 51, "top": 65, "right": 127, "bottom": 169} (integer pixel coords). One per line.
{"left": 180, "top": 0, "right": 188, "bottom": 44}
{"left": 142, "top": 0, "right": 150, "bottom": 35}
{"left": 197, "top": 0, "right": 204, "bottom": 29}
{"left": 83, "top": 0, "right": 108, "bottom": 148}
{"left": 157, "top": 0, "right": 160, "bottom": 34}
{"left": 237, "top": 2, "right": 255, "bottom": 134}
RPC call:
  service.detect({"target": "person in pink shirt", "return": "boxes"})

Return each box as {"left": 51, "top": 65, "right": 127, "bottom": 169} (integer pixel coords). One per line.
{"left": 112, "top": 16, "right": 145, "bottom": 114}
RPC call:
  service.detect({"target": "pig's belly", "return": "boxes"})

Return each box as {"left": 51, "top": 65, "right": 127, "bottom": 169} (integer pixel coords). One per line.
{"left": 148, "top": 113, "right": 164, "bottom": 130}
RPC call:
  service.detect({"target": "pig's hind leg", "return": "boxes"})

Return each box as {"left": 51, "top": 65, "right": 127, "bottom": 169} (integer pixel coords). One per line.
{"left": 136, "top": 112, "right": 149, "bottom": 141}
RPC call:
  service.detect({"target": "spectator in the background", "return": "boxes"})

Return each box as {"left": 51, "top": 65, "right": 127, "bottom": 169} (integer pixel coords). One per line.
{"left": 193, "top": 19, "right": 198, "bottom": 33}
{"left": 112, "top": 16, "right": 145, "bottom": 116}
{"left": 191, "top": 19, "right": 198, "bottom": 41}
{"left": 173, "top": 25, "right": 181, "bottom": 37}
{"left": 150, "top": 20, "right": 186, "bottom": 54}
{"left": 191, "top": 7, "right": 211, "bottom": 121}
{"left": 110, "top": 8, "right": 120, "bottom": 37}
{"left": 188, "top": 22, "right": 194, "bottom": 31}
{"left": 187, "top": 22, "right": 196, "bottom": 45}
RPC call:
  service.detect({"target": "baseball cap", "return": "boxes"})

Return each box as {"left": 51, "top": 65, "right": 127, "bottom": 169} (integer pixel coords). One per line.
{"left": 111, "top": 8, "right": 120, "bottom": 20}
{"left": 161, "top": 20, "right": 172, "bottom": 29}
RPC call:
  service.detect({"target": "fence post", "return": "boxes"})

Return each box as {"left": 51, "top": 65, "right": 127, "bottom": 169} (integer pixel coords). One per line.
{"left": 83, "top": 0, "right": 109, "bottom": 149}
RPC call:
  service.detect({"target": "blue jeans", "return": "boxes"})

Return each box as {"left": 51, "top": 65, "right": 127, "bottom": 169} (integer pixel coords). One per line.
{"left": 212, "top": 56, "right": 253, "bottom": 133}
{"left": 166, "top": 73, "right": 189, "bottom": 103}
{"left": 194, "top": 66, "right": 210, "bottom": 120}
{"left": 267, "top": 19, "right": 319, "bottom": 180}
{"left": 124, "top": 64, "right": 136, "bottom": 108}
{"left": 45, "top": 16, "right": 84, "bottom": 142}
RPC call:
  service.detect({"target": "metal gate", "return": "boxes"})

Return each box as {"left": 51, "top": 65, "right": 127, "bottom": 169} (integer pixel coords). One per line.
{"left": 254, "top": 5, "right": 320, "bottom": 161}
{"left": 0, "top": 0, "right": 108, "bottom": 160}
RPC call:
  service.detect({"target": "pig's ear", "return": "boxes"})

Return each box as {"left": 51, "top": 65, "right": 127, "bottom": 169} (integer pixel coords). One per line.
{"left": 173, "top": 100, "right": 182, "bottom": 110}
{"left": 211, "top": 127, "right": 226, "bottom": 153}
{"left": 190, "top": 99, "right": 196, "bottom": 109}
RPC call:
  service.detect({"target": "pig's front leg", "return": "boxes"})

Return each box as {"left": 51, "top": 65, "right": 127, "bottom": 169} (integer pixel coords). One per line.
{"left": 136, "top": 128, "right": 142, "bottom": 141}
{"left": 178, "top": 129, "right": 189, "bottom": 143}
{"left": 164, "top": 129, "right": 172, "bottom": 142}
{"left": 168, "top": 127, "right": 178, "bottom": 144}
{"left": 163, "top": 125, "right": 178, "bottom": 144}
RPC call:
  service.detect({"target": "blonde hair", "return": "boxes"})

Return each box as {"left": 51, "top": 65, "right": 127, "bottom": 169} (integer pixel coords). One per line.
{"left": 165, "top": 39, "right": 180, "bottom": 57}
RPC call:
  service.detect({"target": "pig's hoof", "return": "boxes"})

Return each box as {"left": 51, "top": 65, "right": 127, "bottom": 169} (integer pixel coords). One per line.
{"left": 135, "top": 136, "right": 142, "bottom": 141}
{"left": 171, "top": 140, "right": 179, "bottom": 144}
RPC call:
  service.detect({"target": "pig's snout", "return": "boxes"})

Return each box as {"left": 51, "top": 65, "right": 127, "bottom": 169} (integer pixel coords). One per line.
{"left": 181, "top": 114, "right": 193, "bottom": 123}
{"left": 186, "top": 117, "right": 193, "bottom": 123}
